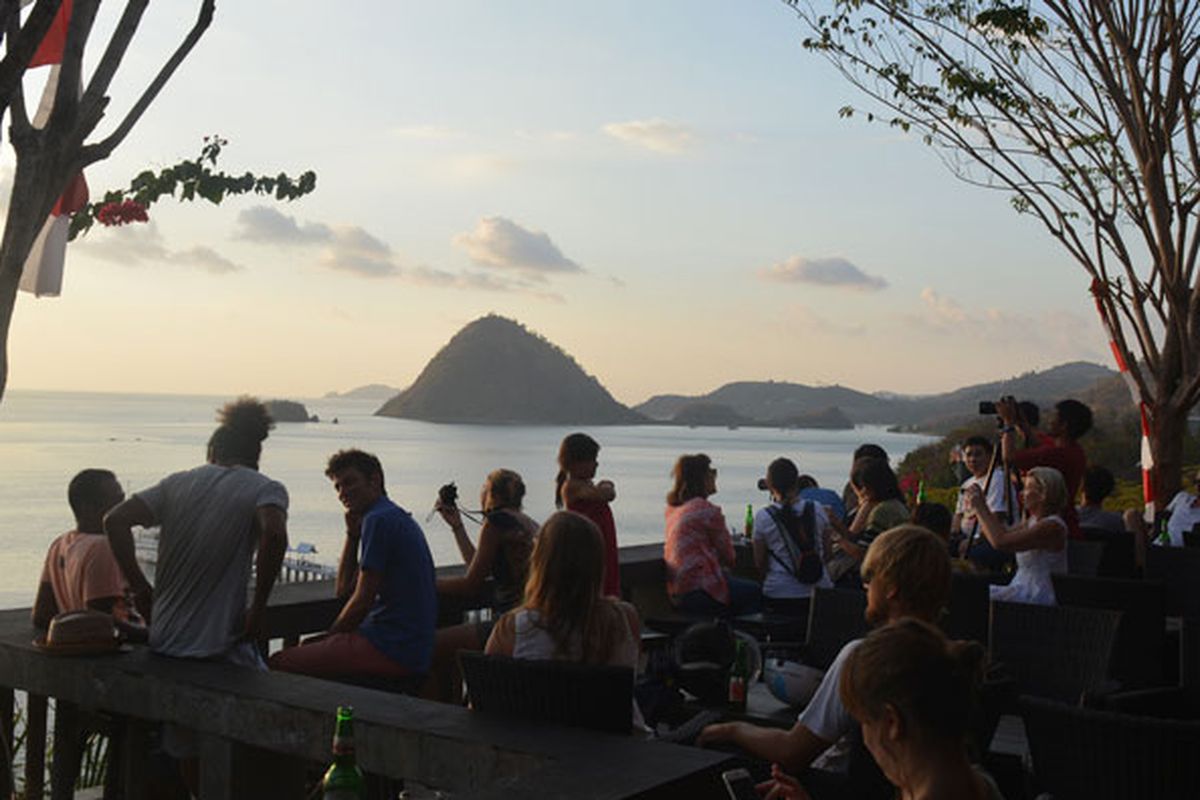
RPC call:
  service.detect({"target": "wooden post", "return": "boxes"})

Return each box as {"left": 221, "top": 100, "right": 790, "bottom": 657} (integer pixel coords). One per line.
{"left": 197, "top": 733, "right": 233, "bottom": 800}
{"left": 49, "top": 699, "right": 81, "bottom": 800}
{"left": 25, "top": 693, "right": 47, "bottom": 800}
{"left": 118, "top": 718, "right": 152, "bottom": 800}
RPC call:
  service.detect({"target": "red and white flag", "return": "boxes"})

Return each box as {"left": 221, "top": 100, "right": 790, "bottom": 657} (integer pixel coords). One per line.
{"left": 1090, "top": 278, "right": 1156, "bottom": 514}
{"left": 19, "top": 0, "right": 88, "bottom": 297}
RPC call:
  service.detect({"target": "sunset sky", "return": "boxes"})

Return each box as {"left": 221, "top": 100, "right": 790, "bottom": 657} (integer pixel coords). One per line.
{"left": 3, "top": 1, "right": 1111, "bottom": 406}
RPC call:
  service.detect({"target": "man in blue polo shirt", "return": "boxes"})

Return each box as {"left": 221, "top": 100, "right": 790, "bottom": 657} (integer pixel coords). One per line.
{"left": 270, "top": 449, "right": 436, "bottom": 681}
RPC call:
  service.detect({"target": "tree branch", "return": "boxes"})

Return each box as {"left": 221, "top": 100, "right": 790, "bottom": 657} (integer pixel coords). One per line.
{"left": 0, "top": 0, "right": 61, "bottom": 122}
{"left": 81, "top": 0, "right": 215, "bottom": 166}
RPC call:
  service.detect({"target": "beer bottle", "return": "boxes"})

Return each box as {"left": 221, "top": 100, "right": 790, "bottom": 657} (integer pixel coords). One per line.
{"left": 1158, "top": 513, "right": 1172, "bottom": 546}
{"left": 917, "top": 478, "right": 927, "bottom": 505}
{"left": 744, "top": 504, "right": 754, "bottom": 540}
{"left": 727, "top": 639, "right": 748, "bottom": 713}
{"left": 322, "top": 706, "right": 365, "bottom": 800}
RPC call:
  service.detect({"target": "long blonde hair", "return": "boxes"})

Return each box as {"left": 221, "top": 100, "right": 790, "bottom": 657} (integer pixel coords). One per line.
{"left": 521, "top": 511, "right": 625, "bottom": 663}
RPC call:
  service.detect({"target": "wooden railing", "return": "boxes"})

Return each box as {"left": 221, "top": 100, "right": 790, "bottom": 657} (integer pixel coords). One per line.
{"left": 0, "top": 543, "right": 729, "bottom": 799}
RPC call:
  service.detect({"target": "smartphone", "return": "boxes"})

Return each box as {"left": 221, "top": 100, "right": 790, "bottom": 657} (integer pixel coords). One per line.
{"left": 721, "top": 768, "right": 759, "bottom": 800}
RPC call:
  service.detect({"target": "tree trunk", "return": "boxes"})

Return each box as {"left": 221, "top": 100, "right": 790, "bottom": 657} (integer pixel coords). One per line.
{"left": 0, "top": 154, "right": 66, "bottom": 403}
{"left": 1150, "top": 400, "right": 1188, "bottom": 509}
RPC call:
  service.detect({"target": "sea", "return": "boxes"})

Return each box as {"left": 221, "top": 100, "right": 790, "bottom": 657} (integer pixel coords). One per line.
{"left": 0, "top": 390, "right": 937, "bottom": 610}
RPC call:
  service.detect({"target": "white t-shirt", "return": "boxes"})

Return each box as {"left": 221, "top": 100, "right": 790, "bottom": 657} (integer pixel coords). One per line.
{"left": 755, "top": 501, "right": 833, "bottom": 599}
{"left": 956, "top": 468, "right": 1013, "bottom": 531}
{"left": 137, "top": 463, "right": 288, "bottom": 659}
{"left": 1163, "top": 491, "right": 1200, "bottom": 547}
{"left": 796, "top": 638, "right": 862, "bottom": 773}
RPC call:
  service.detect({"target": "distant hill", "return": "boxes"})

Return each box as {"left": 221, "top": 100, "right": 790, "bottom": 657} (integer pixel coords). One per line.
{"left": 376, "top": 315, "right": 644, "bottom": 425}
{"left": 265, "top": 399, "right": 315, "bottom": 423}
{"left": 635, "top": 362, "right": 1117, "bottom": 431}
{"left": 324, "top": 383, "right": 401, "bottom": 400}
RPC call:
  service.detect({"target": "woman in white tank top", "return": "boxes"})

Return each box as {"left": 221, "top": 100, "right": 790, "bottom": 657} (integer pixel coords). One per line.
{"left": 486, "top": 510, "right": 640, "bottom": 668}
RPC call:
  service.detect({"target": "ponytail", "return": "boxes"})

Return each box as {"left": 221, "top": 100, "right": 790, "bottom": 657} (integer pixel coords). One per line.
{"left": 555, "top": 469, "right": 567, "bottom": 509}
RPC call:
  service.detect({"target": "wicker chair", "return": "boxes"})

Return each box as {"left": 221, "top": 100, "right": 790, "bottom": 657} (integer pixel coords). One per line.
{"left": 459, "top": 651, "right": 634, "bottom": 734}
{"left": 799, "top": 587, "right": 868, "bottom": 670}
{"left": 941, "top": 571, "right": 990, "bottom": 645}
{"left": 759, "top": 587, "right": 868, "bottom": 672}
{"left": 1065, "top": 539, "right": 1106, "bottom": 578}
{"left": 1145, "top": 545, "right": 1200, "bottom": 618}
{"left": 1080, "top": 526, "right": 1137, "bottom": 579}
{"left": 1051, "top": 574, "right": 1167, "bottom": 688}
{"left": 1021, "top": 694, "right": 1200, "bottom": 799}
{"left": 989, "top": 600, "right": 1121, "bottom": 704}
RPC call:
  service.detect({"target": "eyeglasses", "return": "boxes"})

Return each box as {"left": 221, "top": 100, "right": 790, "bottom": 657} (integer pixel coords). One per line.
{"left": 861, "top": 567, "right": 875, "bottom": 586}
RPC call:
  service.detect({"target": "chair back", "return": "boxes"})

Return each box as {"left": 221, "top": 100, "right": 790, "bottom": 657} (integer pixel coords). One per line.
{"left": 459, "top": 651, "right": 634, "bottom": 734}
{"left": 803, "top": 587, "right": 868, "bottom": 671}
{"left": 1051, "top": 574, "right": 1167, "bottom": 687}
{"left": 942, "top": 571, "right": 990, "bottom": 645}
{"left": 990, "top": 601, "right": 1121, "bottom": 703}
{"left": 1021, "top": 695, "right": 1200, "bottom": 800}
{"left": 1145, "top": 546, "right": 1200, "bottom": 617}
{"left": 1066, "top": 539, "right": 1106, "bottom": 577}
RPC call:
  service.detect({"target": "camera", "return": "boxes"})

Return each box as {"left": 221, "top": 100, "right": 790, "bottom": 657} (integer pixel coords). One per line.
{"left": 756, "top": 478, "right": 769, "bottom": 491}
{"left": 978, "top": 401, "right": 997, "bottom": 415}
{"left": 438, "top": 482, "right": 458, "bottom": 508}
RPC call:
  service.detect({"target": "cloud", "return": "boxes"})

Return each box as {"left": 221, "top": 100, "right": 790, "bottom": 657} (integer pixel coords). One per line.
{"left": 453, "top": 216, "right": 582, "bottom": 277}
{"left": 231, "top": 207, "right": 564, "bottom": 299}
{"left": 603, "top": 119, "right": 696, "bottom": 154}
{"left": 919, "top": 288, "right": 968, "bottom": 325}
{"left": 393, "top": 124, "right": 462, "bottom": 140}
{"left": 443, "top": 153, "right": 516, "bottom": 180}
{"left": 77, "top": 223, "right": 245, "bottom": 274}
{"left": 790, "top": 304, "right": 866, "bottom": 337}
{"left": 758, "top": 256, "right": 888, "bottom": 291}
{"left": 906, "top": 287, "right": 1107, "bottom": 361}
{"left": 235, "top": 207, "right": 398, "bottom": 278}
{"left": 233, "top": 207, "right": 331, "bottom": 245}
{"left": 173, "top": 246, "right": 243, "bottom": 274}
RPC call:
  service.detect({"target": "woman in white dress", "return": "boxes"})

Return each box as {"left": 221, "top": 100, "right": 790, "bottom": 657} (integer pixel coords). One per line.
{"left": 965, "top": 466, "right": 1068, "bottom": 606}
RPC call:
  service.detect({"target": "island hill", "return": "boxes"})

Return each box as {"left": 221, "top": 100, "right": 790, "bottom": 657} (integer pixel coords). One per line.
{"left": 370, "top": 316, "right": 1118, "bottom": 430}
{"left": 376, "top": 315, "right": 642, "bottom": 425}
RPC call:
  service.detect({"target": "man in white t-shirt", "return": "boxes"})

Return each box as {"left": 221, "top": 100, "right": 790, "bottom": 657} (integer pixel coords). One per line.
{"left": 953, "top": 435, "right": 1015, "bottom": 573}
{"left": 698, "top": 525, "right": 952, "bottom": 798}
{"left": 105, "top": 399, "right": 289, "bottom": 790}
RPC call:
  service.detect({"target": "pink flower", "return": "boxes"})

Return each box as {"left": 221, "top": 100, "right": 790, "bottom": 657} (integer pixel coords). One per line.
{"left": 96, "top": 199, "right": 149, "bottom": 227}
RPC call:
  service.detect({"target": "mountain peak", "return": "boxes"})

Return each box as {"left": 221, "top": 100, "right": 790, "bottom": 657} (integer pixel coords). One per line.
{"left": 376, "top": 316, "right": 642, "bottom": 425}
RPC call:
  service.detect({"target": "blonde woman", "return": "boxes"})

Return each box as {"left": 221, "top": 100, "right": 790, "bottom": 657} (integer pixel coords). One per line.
{"left": 966, "top": 466, "right": 1068, "bottom": 605}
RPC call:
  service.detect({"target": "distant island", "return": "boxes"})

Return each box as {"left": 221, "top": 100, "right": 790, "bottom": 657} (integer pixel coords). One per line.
{"left": 324, "top": 383, "right": 402, "bottom": 400}
{"left": 367, "top": 317, "right": 1118, "bottom": 429}
{"left": 265, "top": 399, "right": 316, "bottom": 423}
{"left": 636, "top": 361, "right": 1117, "bottom": 433}
{"left": 376, "top": 315, "right": 644, "bottom": 425}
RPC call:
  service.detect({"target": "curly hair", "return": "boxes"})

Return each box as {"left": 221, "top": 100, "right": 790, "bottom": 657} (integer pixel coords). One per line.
{"left": 207, "top": 397, "right": 274, "bottom": 468}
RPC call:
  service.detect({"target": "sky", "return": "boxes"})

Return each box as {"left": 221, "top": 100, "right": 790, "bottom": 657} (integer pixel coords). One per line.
{"left": 2, "top": 1, "right": 1112, "bottom": 406}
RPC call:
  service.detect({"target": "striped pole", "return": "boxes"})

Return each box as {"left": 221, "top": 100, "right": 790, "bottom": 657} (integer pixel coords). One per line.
{"left": 1090, "top": 279, "right": 1156, "bottom": 517}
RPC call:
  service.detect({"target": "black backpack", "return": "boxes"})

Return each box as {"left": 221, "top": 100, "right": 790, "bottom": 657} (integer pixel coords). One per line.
{"left": 765, "top": 501, "right": 824, "bottom": 584}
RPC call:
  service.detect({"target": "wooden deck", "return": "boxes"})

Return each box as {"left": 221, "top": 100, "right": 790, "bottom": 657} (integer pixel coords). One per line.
{"left": 0, "top": 544, "right": 732, "bottom": 799}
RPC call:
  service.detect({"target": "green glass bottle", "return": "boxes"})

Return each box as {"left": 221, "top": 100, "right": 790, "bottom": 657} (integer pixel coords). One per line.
{"left": 917, "top": 478, "right": 927, "bottom": 504}
{"left": 322, "top": 706, "right": 365, "bottom": 800}
{"left": 744, "top": 504, "right": 754, "bottom": 540}
{"left": 727, "top": 639, "right": 748, "bottom": 712}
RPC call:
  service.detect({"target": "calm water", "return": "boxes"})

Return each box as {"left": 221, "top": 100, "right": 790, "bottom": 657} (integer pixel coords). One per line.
{"left": 0, "top": 390, "right": 935, "bottom": 609}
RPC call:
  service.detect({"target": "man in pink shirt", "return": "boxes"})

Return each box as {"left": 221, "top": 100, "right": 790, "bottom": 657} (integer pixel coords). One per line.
{"left": 33, "top": 469, "right": 138, "bottom": 629}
